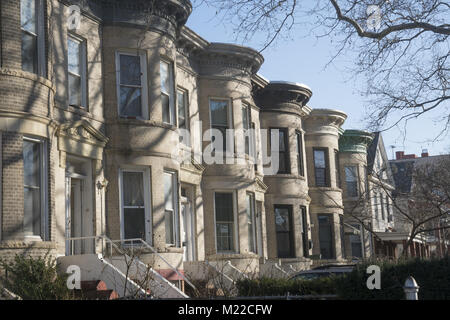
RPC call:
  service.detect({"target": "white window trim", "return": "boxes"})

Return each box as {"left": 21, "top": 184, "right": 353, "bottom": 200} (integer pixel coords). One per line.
{"left": 208, "top": 97, "right": 234, "bottom": 158}
{"left": 163, "top": 170, "right": 180, "bottom": 247}
{"left": 213, "top": 190, "right": 239, "bottom": 254}
{"left": 160, "top": 60, "right": 176, "bottom": 125}
{"left": 118, "top": 167, "right": 152, "bottom": 245}
{"left": 23, "top": 136, "right": 48, "bottom": 241}
{"left": 115, "top": 51, "right": 149, "bottom": 120}
{"left": 21, "top": 0, "right": 46, "bottom": 77}
{"left": 67, "top": 33, "right": 88, "bottom": 108}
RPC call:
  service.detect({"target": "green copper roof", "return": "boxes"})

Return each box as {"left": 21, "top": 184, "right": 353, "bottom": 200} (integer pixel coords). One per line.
{"left": 339, "top": 130, "right": 374, "bottom": 153}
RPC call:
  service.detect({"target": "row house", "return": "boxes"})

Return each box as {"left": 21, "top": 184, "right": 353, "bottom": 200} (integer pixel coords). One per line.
{"left": 0, "top": 0, "right": 416, "bottom": 296}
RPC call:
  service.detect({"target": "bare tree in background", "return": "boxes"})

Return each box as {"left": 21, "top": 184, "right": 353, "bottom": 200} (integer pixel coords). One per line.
{"left": 194, "top": 0, "right": 449, "bottom": 137}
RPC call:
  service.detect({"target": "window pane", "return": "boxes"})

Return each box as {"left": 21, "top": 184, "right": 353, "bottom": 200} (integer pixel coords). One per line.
{"left": 165, "top": 210, "right": 174, "bottom": 244}
{"left": 23, "top": 140, "right": 40, "bottom": 187}
{"left": 119, "top": 87, "right": 142, "bottom": 117}
{"left": 24, "top": 187, "right": 41, "bottom": 236}
{"left": 68, "top": 38, "right": 80, "bottom": 75}
{"left": 162, "top": 93, "right": 171, "bottom": 123}
{"left": 278, "top": 130, "right": 286, "bottom": 152}
{"left": 275, "top": 207, "right": 290, "bottom": 232}
{"left": 216, "top": 223, "right": 233, "bottom": 251}
{"left": 21, "top": 0, "right": 36, "bottom": 33}
{"left": 314, "top": 150, "right": 326, "bottom": 168}
{"left": 210, "top": 100, "right": 228, "bottom": 126}
{"left": 22, "top": 32, "right": 37, "bottom": 73}
{"left": 68, "top": 74, "right": 81, "bottom": 106}
{"left": 122, "top": 172, "right": 144, "bottom": 207}
{"left": 163, "top": 172, "right": 174, "bottom": 211}
{"left": 177, "top": 91, "right": 186, "bottom": 128}
{"left": 345, "top": 166, "right": 357, "bottom": 182}
{"left": 160, "top": 61, "right": 170, "bottom": 93}
{"left": 215, "top": 193, "right": 233, "bottom": 222}
{"left": 123, "top": 208, "right": 145, "bottom": 240}
{"left": 120, "top": 55, "right": 141, "bottom": 86}
{"left": 242, "top": 106, "right": 249, "bottom": 129}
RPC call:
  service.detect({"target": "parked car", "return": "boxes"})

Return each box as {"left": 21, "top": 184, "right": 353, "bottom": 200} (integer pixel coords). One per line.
{"left": 289, "top": 264, "right": 355, "bottom": 281}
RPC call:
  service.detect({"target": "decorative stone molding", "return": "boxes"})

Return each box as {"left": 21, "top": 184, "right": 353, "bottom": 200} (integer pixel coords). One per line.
{"left": 305, "top": 108, "right": 347, "bottom": 130}
{"left": 57, "top": 120, "right": 108, "bottom": 160}
{"left": 0, "top": 68, "right": 55, "bottom": 92}
{"left": 339, "top": 130, "right": 374, "bottom": 153}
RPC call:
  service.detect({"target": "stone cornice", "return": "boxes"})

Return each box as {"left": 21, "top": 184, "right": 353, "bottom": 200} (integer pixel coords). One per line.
{"left": 339, "top": 129, "right": 374, "bottom": 154}
{"left": 305, "top": 108, "right": 347, "bottom": 129}
{"left": 255, "top": 81, "right": 313, "bottom": 117}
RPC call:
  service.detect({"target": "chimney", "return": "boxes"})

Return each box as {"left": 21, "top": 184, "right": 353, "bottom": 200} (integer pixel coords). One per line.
{"left": 396, "top": 151, "right": 404, "bottom": 160}
{"left": 421, "top": 149, "right": 429, "bottom": 158}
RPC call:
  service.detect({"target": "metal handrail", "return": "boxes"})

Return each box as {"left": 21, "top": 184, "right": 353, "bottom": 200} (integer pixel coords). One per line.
{"left": 110, "top": 238, "right": 196, "bottom": 291}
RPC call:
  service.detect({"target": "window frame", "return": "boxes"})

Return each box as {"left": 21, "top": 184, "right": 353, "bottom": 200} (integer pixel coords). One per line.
{"left": 296, "top": 130, "right": 305, "bottom": 177}
{"left": 160, "top": 60, "right": 176, "bottom": 125}
{"left": 270, "top": 127, "right": 290, "bottom": 174}
{"left": 118, "top": 168, "right": 152, "bottom": 245}
{"left": 209, "top": 98, "right": 233, "bottom": 155}
{"left": 23, "top": 136, "right": 48, "bottom": 241}
{"left": 242, "top": 103, "right": 253, "bottom": 157}
{"left": 246, "top": 192, "right": 257, "bottom": 253}
{"left": 334, "top": 149, "right": 341, "bottom": 188}
{"left": 213, "top": 191, "right": 238, "bottom": 254}
{"left": 67, "top": 33, "right": 88, "bottom": 109}
{"left": 21, "top": 0, "right": 46, "bottom": 77}
{"left": 274, "top": 204, "right": 295, "bottom": 258}
{"left": 163, "top": 170, "right": 180, "bottom": 247}
{"left": 115, "top": 51, "right": 149, "bottom": 120}
{"left": 300, "top": 206, "right": 309, "bottom": 258}
{"left": 177, "top": 87, "right": 190, "bottom": 146}
{"left": 313, "top": 147, "right": 330, "bottom": 187}
{"left": 344, "top": 165, "right": 359, "bottom": 198}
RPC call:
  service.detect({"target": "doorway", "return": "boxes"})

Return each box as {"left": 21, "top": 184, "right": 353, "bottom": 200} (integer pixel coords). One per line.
{"left": 318, "top": 214, "right": 335, "bottom": 259}
{"left": 180, "top": 187, "right": 195, "bottom": 262}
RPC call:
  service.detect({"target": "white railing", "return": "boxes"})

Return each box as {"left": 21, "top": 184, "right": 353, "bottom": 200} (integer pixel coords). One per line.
{"left": 109, "top": 238, "right": 197, "bottom": 292}
{"left": 65, "top": 236, "right": 195, "bottom": 295}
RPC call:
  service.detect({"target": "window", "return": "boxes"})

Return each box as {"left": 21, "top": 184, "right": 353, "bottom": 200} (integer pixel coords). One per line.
{"left": 23, "top": 138, "right": 47, "bottom": 239}
{"left": 350, "top": 224, "right": 363, "bottom": 258}
{"left": 270, "top": 128, "right": 290, "bottom": 174}
{"left": 21, "top": 0, "right": 46, "bottom": 76}
{"left": 387, "top": 197, "right": 393, "bottom": 222}
{"left": 340, "top": 215, "right": 346, "bottom": 258}
{"left": 335, "top": 150, "right": 341, "bottom": 188}
{"left": 120, "top": 169, "right": 151, "bottom": 243}
{"left": 68, "top": 35, "right": 87, "bottom": 107}
{"left": 301, "top": 206, "right": 309, "bottom": 258}
{"left": 161, "top": 61, "right": 175, "bottom": 125}
{"left": 296, "top": 131, "right": 304, "bottom": 176}
{"left": 318, "top": 214, "right": 334, "bottom": 259}
{"left": 364, "top": 166, "right": 369, "bottom": 200}
{"left": 381, "top": 195, "right": 385, "bottom": 220}
{"left": 345, "top": 166, "right": 359, "bottom": 197}
{"left": 210, "top": 100, "right": 230, "bottom": 152}
{"left": 116, "top": 52, "right": 148, "bottom": 119}
{"left": 275, "top": 205, "right": 294, "bottom": 258}
{"left": 374, "top": 194, "right": 379, "bottom": 219}
{"left": 313, "top": 148, "right": 329, "bottom": 187}
{"left": 246, "top": 193, "right": 256, "bottom": 253}
{"left": 164, "top": 171, "right": 179, "bottom": 246}
{"left": 242, "top": 104, "right": 252, "bottom": 156}
{"left": 177, "top": 89, "right": 190, "bottom": 146}
{"left": 215, "top": 192, "right": 235, "bottom": 252}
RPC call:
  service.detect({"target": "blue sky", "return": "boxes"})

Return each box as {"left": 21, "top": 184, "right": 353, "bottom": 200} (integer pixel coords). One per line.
{"left": 186, "top": 3, "right": 449, "bottom": 159}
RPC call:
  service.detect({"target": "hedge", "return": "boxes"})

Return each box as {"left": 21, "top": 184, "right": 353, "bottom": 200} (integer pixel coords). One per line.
{"left": 236, "top": 256, "right": 450, "bottom": 300}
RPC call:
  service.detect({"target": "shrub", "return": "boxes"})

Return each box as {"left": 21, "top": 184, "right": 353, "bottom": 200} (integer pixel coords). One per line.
{"left": 335, "top": 256, "right": 450, "bottom": 300}
{"left": 0, "top": 253, "right": 76, "bottom": 300}
{"left": 236, "top": 276, "right": 337, "bottom": 297}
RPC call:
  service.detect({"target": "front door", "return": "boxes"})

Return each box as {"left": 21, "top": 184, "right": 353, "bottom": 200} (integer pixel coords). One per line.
{"left": 181, "top": 197, "right": 194, "bottom": 261}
